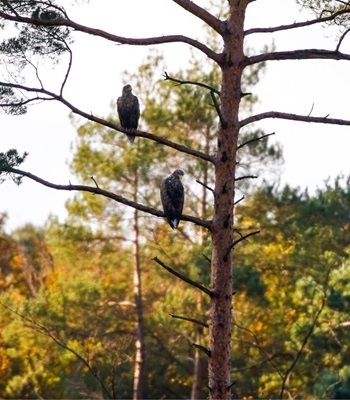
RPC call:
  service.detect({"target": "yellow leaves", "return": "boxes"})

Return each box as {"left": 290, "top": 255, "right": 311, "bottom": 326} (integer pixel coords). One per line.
{"left": 9, "top": 253, "right": 22, "bottom": 269}
{"left": 0, "top": 347, "right": 10, "bottom": 379}
{"left": 264, "top": 239, "right": 294, "bottom": 259}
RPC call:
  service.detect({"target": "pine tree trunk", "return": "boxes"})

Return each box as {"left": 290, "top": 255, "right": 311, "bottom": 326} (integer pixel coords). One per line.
{"left": 132, "top": 187, "right": 145, "bottom": 400}
{"left": 191, "top": 132, "right": 211, "bottom": 399}
{"left": 208, "top": 2, "right": 247, "bottom": 399}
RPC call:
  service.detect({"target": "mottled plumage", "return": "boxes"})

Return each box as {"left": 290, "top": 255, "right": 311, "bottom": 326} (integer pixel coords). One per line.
{"left": 160, "top": 169, "right": 185, "bottom": 229}
{"left": 117, "top": 84, "right": 140, "bottom": 143}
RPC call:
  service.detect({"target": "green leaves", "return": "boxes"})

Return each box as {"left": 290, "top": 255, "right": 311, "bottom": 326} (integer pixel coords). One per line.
{"left": 0, "top": 2, "right": 70, "bottom": 61}
{"left": 0, "top": 2, "right": 71, "bottom": 115}
{"left": 297, "top": 0, "right": 350, "bottom": 28}
{"left": 0, "top": 149, "right": 28, "bottom": 184}
{"left": 0, "top": 86, "right": 27, "bottom": 115}
{"left": 234, "top": 179, "right": 350, "bottom": 397}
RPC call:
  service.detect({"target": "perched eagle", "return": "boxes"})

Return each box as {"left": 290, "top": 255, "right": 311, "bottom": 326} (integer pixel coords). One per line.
{"left": 117, "top": 84, "right": 140, "bottom": 143}
{"left": 160, "top": 169, "right": 185, "bottom": 229}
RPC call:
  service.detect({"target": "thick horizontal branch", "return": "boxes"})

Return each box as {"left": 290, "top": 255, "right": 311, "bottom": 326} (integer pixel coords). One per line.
{"left": 152, "top": 256, "right": 212, "bottom": 296}
{"left": 0, "top": 81, "right": 213, "bottom": 163}
{"left": 245, "top": 8, "right": 350, "bottom": 36}
{"left": 1, "top": 167, "right": 211, "bottom": 229}
{"left": 245, "top": 49, "right": 350, "bottom": 66}
{"left": 172, "top": 0, "right": 225, "bottom": 35}
{"left": 0, "top": 11, "right": 221, "bottom": 62}
{"left": 240, "top": 111, "right": 350, "bottom": 128}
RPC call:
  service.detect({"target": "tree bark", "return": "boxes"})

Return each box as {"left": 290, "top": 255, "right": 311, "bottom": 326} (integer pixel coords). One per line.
{"left": 208, "top": 1, "right": 248, "bottom": 399}
{"left": 191, "top": 127, "right": 211, "bottom": 400}
{"left": 132, "top": 171, "right": 145, "bottom": 400}
{"left": 191, "top": 326, "right": 207, "bottom": 400}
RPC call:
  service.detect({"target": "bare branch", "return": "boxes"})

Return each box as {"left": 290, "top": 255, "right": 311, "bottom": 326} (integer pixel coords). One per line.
{"left": 60, "top": 37, "right": 73, "bottom": 96}
{"left": 0, "top": 96, "right": 52, "bottom": 108}
{"left": 336, "top": 0, "right": 350, "bottom": 5}
{"left": 245, "top": 8, "right": 350, "bottom": 36}
{"left": 240, "top": 111, "right": 350, "bottom": 128}
{"left": 196, "top": 179, "right": 214, "bottom": 193}
{"left": 336, "top": 27, "right": 350, "bottom": 52}
{"left": 235, "top": 175, "right": 258, "bottom": 181}
{"left": 202, "top": 253, "right": 211, "bottom": 263}
{"left": 233, "top": 229, "right": 260, "bottom": 247}
{"left": 280, "top": 267, "right": 333, "bottom": 398}
{"left": 90, "top": 176, "right": 100, "bottom": 189}
{"left": 163, "top": 71, "right": 220, "bottom": 95}
{"left": 279, "top": 296, "right": 326, "bottom": 398}
{"left": 162, "top": 73, "right": 224, "bottom": 126}
{"left": 0, "top": 80, "right": 214, "bottom": 163}
{"left": 19, "top": 51, "right": 45, "bottom": 89}
{"left": 234, "top": 322, "right": 284, "bottom": 379}
{"left": 170, "top": 314, "right": 209, "bottom": 328}
{"left": 237, "top": 132, "right": 275, "bottom": 150}
{"left": 234, "top": 196, "right": 245, "bottom": 205}
{"left": 192, "top": 342, "right": 211, "bottom": 357}
{"left": 152, "top": 256, "right": 212, "bottom": 296}
{"left": 0, "top": 302, "right": 112, "bottom": 398}
{"left": 172, "top": 0, "right": 225, "bottom": 35}
{"left": 1, "top": 0, "right": 21, "bottom": 16}
{"left": 0, "top": 166, "right": 211, "bottom": 229}
{"left": 210, "top": 90, "right": 226, "bottom": 128}
{"left": 0, "top": 10, "right": 221, "bottom": 62}
{"left": 244, "top": 49, "right": 350, "bottom": 66}
{"left": 223, "top": 230, "right": 260, "bottom": 261}
{"left": 321, "top": 378, "right": 344, "bottom": 399}
{"left": 308, "top": 103, "right": 315, "bottom": 117}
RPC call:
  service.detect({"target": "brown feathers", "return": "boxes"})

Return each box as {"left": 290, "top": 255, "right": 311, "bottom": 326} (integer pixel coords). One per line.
{"left": 117, "top": 84, "right": 140, "bottom": 143}
{"left": 160, "top": 169, "right": 185, "bottom": 229}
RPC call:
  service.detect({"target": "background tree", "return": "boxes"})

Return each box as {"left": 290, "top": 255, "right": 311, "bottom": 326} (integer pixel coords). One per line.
{"left": 68, "top": 114, "right": 169, "bottom": 399}
{"left": 231, "top": 178, "right": 350, "bottom": 397}
{"left": 1, "top": 1, "right": 350, "bottom": 399}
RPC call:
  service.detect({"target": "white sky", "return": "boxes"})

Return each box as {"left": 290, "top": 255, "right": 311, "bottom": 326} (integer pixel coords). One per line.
{"left": 1, "top": 0, "right": 350, "bottom": 232}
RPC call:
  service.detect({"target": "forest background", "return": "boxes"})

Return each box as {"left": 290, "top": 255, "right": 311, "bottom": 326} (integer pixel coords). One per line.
{"left": 0, "top": 0, "right": 350, "bottom": 399}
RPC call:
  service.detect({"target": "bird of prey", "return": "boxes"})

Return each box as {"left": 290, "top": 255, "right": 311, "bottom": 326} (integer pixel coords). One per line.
{"left": 117, "top": 84, "right": 140, "bottom": 143}
{"left": 160, "top": 169, "right": 185, "bottom": 229}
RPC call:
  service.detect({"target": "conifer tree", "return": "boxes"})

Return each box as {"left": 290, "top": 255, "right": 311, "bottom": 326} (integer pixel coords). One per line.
{"left": 1, "top": 1, "right": 350, "bottom": 398}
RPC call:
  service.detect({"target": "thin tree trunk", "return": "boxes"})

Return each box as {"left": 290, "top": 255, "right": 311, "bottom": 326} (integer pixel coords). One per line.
{"left": 208, "top": 2, "right": 248, "bottom": 399}
{"left": 191, "top": 126, "right": 211, "bottom": 400}
{"left": 191, "top": 328, "right": 207, "bottom": 399}
{"left": 132, "top": 171, "right": 146, "bottom": 400}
